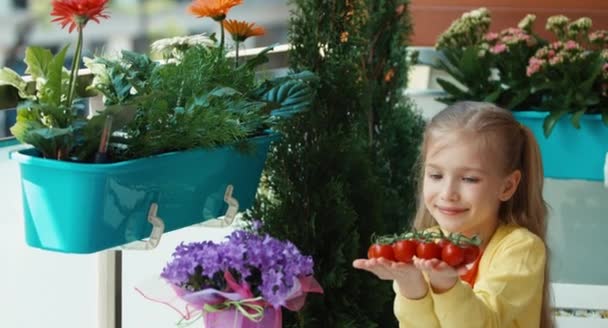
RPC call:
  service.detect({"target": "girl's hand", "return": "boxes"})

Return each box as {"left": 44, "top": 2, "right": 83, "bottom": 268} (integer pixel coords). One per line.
{"left": 352, "top": 258, "right": 428, "bottom": 299}
{"left": 412, "top": 257, "right": 469, "bottom": 293}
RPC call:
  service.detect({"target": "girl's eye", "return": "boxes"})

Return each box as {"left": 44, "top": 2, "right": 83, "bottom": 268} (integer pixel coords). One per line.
{"left": 462, "top": 177, "right": 479, "bottom": 183}
{"left": 428, "top": 174, "right": 442, "bottom": 180}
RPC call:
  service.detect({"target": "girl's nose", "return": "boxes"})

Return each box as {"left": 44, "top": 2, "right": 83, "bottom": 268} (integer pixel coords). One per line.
{"left": 440, "top": 181, "right": 459, "bottom": 201}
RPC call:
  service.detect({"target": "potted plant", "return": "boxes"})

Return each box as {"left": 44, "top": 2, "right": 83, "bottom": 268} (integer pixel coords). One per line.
{"left": 433, "top": 8, "right": 608, "bottom": 181}
{"left": 0, "top": 0, "right": 316, "bottom": 253}
{"left": 136, "top": 220, "right": 323, "bottom": 327}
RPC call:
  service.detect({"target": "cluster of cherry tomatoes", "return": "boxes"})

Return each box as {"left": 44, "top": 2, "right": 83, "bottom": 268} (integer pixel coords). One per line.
{"left": 367, "top": 231, "right": 481, "bottom": 267}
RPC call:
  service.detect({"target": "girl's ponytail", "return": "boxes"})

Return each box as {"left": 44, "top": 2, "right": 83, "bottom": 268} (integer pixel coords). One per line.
{"left": 508, "top": 125, "right": 547, "bottom": 239}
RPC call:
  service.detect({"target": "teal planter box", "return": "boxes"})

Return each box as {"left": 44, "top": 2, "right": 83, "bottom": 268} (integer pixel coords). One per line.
{"left": 10, "top": 133, "right": 277, "bottom": 254}
{"left": 513, "top": 111, "right": 608, "bottom": 181}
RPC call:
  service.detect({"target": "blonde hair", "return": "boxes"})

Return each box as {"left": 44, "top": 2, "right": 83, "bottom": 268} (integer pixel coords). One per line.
{"left": 412, "top": 101, "right": 553, "bottom": 328}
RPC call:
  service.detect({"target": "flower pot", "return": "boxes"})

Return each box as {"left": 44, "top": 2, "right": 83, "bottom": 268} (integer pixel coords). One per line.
{"left": 513, "top": 111, "right": 608, "bottom": 181}
{"left": 9, "top": 133, "right": 278, "bottom": 254}
{"left": 204, "top": 307, "right": 281, "bottom": 328}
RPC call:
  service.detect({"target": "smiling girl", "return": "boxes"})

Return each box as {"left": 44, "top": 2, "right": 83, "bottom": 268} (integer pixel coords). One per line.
{"left": 353, "top": 101, "right": 553, "bottom": 328}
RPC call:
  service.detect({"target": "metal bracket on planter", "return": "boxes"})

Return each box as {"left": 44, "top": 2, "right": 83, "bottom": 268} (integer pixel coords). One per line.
{"left": 114, "top": 184, "right": 238, "bottom": 251}
{"left": 199, "top": 184, "right": 241, "bottom": 228}
{"left": 118, "top": 203, "right": 165, "bottom": 251}
{"left": 604, "top": 152, "right": 608, "bottom": 189}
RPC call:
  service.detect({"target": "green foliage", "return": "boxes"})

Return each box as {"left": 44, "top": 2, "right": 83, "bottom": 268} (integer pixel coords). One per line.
{"left": 1, "top": 45, "right": 88, "bottom": 160}
{"left": 84, "top": 50, "right": 158, "bottom": 106}
{"left": 250, "top": 0, "right": 424, "bottom": 327}
{"left": 434, "top": 8, "right": 608, "bottom": 136}
{"left": 83, "top": 45, "right": 316, "bottom": 162}
{"left": 532, "top": 50, "right": 604, "bottom": 136}
{"left": 435, "top": 46, "right": 501, "bottom": 105}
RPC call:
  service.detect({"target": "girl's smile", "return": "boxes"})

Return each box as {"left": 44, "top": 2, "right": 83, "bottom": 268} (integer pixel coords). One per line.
{"left": 435, "top": 205, "right": 469, "bottom": 216}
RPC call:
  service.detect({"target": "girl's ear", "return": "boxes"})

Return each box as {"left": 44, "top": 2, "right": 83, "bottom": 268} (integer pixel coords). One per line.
{"left": 499, "top": 170, "right": 522, "bottom": 201}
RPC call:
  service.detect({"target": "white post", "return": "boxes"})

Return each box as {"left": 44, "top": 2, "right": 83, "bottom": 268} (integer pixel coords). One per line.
{"left": 98, "top": 251, "right": 121, "bottom": 328}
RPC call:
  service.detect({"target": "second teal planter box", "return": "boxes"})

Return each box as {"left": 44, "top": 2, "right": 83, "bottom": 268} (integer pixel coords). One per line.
{"left": 513, "top": 111, "right": 608, "bottom": 181}
{"left": 10, "top": 133, "right": 277, "bottom": 254}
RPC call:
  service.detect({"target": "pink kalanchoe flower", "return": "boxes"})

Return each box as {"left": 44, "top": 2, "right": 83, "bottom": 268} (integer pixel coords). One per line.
{"left": 490, "top": 43, "right": 507, "bottom": 54}
{"left": 484, "top": 32, "right": 499, "bottom": 42}
{"left": 526, "top": 57, "right": 544, "bottom": 76}
{"left": 565, "top": 40, "right": 578, "bottom": 50}
{"left": 549, "top": 55, "right": 564, "bottom": 66}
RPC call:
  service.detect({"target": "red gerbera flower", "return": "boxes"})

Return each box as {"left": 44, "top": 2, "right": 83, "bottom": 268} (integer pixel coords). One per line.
{"left": 51, "top": 0, "right": 110, "bottom": 33}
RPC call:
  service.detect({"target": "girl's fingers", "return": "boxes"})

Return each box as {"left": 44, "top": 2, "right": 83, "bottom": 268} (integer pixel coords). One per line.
{"left": 455, "top": 264, "right": 470, "bottom": 275}
{"left": 413, "top": 257, "right": 434, "bottom": 271}
{"left": 377, "top": 257, "right": 396, "bottom": 266}
{"left": 352, "top": 258, "right": 372, "bottom": 269}
{"left": 354, "top": 258, "right": 421, "bottom": 280}
{"left": 353, "top": 258, "right": 394, "bottom": 279}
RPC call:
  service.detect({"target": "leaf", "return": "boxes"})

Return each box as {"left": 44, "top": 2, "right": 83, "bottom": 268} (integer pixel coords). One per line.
{"left": 241, "top": 45, "right": 273, "bottom": 71}
{"left": 28, "top": 127, "right": 73, "bottom": 159}
{"left": 579, "top": 54, "right": 603, "bottom": 91}
{"left": 262, "top": 79, "right": 315, "bottom": 117}
{"left": 0, "top": 67, "right": 33, "bottom": 99}
{"left": 24, "top": 46, "right": 54, "bottom": 79}
{"left": 209, "top": 87, "right": 240, "bottom": 98}
{"left": 9, "top": 107, "right": 44, "bottom": 144}
{"left": 570, "top": 109, "right": 585, "bottom": 129}
{"left": 436, "top": 57, "right": 465, "bottom": 84}
{"left": 542, "top": 110, "right": 568, "bottom": 138}
{"left": 31, "top": 127, "right": 72, "bottom": 139}
{"left": 436, "top": 78, "right": 468, "bottom": 99}
{"left": 602, "top": 111, "right": 608, "bottom": 127}
{"left": 435, "top": 96, "right": 457, "bottom": 105}
{"left": 505, "top": 89, "right": 530, "bottom": 110}
{"left": 585, "top": 94, "right": 600, "bottom": 106}
{"left": 460, "top": 47, "right": 480, "bottom": 79}
{"left": 41, "top": 45, "right": 69, "bottom": 106}
{"left": 289, "top": 70, "right": 318, "bottom": 82}
{"left": 482, "top": 88, "right": 502, "bottom": 103}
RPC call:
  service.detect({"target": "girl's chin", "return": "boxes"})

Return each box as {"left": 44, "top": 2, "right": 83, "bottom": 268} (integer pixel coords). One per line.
{"left": 435, "top": 217, "right": 467, "bottom": 233}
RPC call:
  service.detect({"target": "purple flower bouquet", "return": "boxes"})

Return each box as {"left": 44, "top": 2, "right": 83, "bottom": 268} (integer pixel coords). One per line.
{"left": 137, "top": 222, "right": 323, "bottom": 327}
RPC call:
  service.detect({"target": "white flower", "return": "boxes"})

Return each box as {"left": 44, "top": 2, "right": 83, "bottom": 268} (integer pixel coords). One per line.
{"left": 151, "top": 34, "right": 215, "bottom": 55}
{"left": 466, "top": 7, "right": 489, "bottom": 19}
{"left": 517, "top": 14, "right": 536, "bottom": 32}
{"left": 546, "top": 15, "right": 569, "bottom": 32}
{"left": 571, "top": 17, "right": 592, "bottom": 30}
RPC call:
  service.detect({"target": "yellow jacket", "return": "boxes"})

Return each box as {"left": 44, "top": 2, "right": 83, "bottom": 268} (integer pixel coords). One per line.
{"left": 393, "top": 223, "right": 546, "bottom": 328}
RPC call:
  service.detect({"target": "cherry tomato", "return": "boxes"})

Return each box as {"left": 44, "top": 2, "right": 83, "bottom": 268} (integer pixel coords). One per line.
{"left": 392, "top": 240, "right": 417, "bottom": 263}
{"left": 441, "top": 243, "right": 464, "bottom": 267}
{"left": 437, "top": 238, "right": 450, "bottom": 249}
{"left": 462, "top": 245, "right": 480, "bottom": 264}
{"left": 368, "top": 244, "right": 395, "bottom": 261}
{"left": 416, "top": 241, "right": 441, "bottom": 260}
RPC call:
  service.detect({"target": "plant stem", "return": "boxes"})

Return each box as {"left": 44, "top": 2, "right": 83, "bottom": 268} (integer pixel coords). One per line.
{"left": 67, "top": 24, "right": 84, "bottom": 106}
{"left": 219, "top": 20, "right": 225, "bottom": 52}
{"left": 235, "top": 41, "right": 240, "bottom": 68}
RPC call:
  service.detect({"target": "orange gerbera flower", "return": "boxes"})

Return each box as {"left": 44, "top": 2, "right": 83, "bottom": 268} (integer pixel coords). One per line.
{"left": 188, "top": 0, "right": 243, "bottom": 21}
{"left": 224, "top": 19, "right": 266, "bottom": 42}
{"left": 51, "top": 0, "right": 110, "bottom": 33}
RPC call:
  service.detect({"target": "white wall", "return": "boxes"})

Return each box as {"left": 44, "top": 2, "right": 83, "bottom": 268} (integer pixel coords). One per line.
{"left": 0, "top": 144, "right": 99, "bottom": 328}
